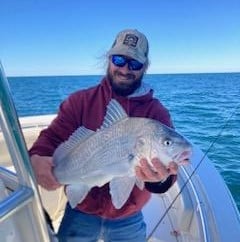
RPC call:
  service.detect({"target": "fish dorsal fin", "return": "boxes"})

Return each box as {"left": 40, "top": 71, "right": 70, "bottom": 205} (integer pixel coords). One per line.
{"left": 100, "top": 99, "right": 128, "bottom": 129}
{"left": 53, "top": 126, "right": 95, "bottom": 161}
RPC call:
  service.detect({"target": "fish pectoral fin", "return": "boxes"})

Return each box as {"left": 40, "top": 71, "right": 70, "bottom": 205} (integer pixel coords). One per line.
{"left": 135, "top": 178, "right": 145, "bottom": 190}
{"left": 66, "top": 184, "right": 90, "bottom": 208}
{"left": 109, "top": 176, "right": 136, "bottom": 209}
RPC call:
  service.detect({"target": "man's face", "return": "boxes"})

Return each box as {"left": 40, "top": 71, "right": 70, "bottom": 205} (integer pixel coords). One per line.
{"left": 107, "top": 55, "right": 146, "bottom": 96}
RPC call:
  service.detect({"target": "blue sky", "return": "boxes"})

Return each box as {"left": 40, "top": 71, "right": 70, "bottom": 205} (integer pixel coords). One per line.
{"left": 1, "top": 0, "right": 240, "bottom": 76}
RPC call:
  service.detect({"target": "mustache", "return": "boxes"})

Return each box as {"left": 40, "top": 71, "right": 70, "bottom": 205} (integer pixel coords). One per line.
{"left": 115, "top": 71, "right": 136, "bottom": 79}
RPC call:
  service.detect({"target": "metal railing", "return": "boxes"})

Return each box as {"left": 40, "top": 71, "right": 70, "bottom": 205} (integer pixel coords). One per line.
{"left": 0, "top": 62, "right": 51, "bottom": 242}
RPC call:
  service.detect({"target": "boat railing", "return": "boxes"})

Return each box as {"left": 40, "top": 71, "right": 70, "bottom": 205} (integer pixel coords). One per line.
{"left": 0, "top": 114, "right": 56, "bottom": 132}
{"left": 0, "top": 62, "right": 52, "bottom": 242}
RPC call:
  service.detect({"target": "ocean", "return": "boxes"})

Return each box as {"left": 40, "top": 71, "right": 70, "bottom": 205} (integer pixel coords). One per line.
{"left": 8, "top": 73, "right": 240, "bottom": 211}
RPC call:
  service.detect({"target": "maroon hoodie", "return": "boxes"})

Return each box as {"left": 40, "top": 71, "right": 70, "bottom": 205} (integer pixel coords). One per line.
{"left": 29, "top": 77, "right": 174, "bottom": 219}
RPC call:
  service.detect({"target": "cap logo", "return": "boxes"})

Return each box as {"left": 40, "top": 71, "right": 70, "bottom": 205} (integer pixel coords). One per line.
{"left": 123, "top": 34, "right": 138, "bottom": 48}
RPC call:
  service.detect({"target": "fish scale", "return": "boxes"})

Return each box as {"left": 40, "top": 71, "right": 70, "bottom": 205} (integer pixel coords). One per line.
{"left": 55, "top": 132, "right": 135, "bottom": 183}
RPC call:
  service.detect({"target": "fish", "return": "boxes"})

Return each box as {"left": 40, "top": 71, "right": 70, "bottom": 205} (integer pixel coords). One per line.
{"left": 52, "top": 99, "right": 192, "bottom": 209}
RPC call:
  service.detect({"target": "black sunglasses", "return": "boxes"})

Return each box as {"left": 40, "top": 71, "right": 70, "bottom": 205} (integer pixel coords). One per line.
{"left": 111, "top": 55, "right": 144, "bottom": 71}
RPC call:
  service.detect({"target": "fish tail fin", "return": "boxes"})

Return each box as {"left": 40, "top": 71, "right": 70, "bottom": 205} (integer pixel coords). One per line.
{"left": 53, "top": 126, "right": 95, "bottom": 162}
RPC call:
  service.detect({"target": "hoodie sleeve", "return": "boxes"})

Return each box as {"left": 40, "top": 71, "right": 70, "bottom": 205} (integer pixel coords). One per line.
{"left": 29, "top": 93, "right": 82, "bottom": 157}
{"left": 150, "top": 98, "right": 174, "bottom": 128}
{"left": 145, "top": 175, "right": 177, "bottom": 193}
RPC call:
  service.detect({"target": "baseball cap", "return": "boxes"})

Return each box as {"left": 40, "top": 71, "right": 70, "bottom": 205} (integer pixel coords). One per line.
{"left": 107, "top": 29, "right": 149, "bottom": 64}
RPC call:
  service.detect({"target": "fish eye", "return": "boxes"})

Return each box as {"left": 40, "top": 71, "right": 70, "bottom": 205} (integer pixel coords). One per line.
{"left": 163, "top": 139, "right": 172, "bottom": 146}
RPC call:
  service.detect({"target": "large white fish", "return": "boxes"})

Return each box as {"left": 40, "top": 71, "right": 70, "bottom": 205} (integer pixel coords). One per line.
{"left": 53, "top": 99, "right": 192, "bottom": 209}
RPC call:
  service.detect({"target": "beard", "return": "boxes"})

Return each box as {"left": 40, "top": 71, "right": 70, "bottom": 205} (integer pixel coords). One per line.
{"left": 107, "top": 66, "right": 144, "bottom": 97}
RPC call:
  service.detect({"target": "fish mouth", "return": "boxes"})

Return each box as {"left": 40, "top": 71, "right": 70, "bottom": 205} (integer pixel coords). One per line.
{"left": 173, "top": 150, "right": 192, "bottom": 163}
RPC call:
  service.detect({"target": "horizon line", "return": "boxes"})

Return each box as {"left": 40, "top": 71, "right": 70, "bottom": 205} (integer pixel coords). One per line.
{"left": 7, "top": 71, "right": 240, "bottom": 78}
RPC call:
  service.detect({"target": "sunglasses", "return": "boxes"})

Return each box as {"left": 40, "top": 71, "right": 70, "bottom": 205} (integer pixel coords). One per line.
{"left": 111, "top": 55, "right": 144, "bottom": 71}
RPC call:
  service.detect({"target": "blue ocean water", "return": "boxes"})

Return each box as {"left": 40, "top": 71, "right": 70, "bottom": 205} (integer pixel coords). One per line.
{"left": 8, "top": 73, "right": 240, "bottom": 211}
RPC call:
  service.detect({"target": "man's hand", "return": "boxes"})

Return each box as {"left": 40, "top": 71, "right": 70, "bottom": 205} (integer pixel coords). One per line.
{"left": 135, "top": 158, "right": 179, "bottom": 182}
{"left": 31, "top": 154, "right": 61, "bottom": 190}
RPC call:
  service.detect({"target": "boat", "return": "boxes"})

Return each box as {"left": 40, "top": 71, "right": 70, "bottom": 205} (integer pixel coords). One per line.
{"left": 1, "top": 63, "right": 240, "bottom": 242}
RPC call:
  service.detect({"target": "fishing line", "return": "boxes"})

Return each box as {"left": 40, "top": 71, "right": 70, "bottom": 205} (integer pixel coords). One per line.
{"left": 147, "top": 103, "right": 240, "bottom": 240}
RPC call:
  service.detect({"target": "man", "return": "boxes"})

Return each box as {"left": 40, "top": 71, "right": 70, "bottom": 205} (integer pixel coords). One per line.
{"left": 29, "top": 29, "right": 179, "bottom": 242}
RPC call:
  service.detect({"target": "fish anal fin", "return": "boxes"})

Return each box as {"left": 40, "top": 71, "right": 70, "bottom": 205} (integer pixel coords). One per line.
{"left": 66, "top": 184, "right": 90, "bottom": 208}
